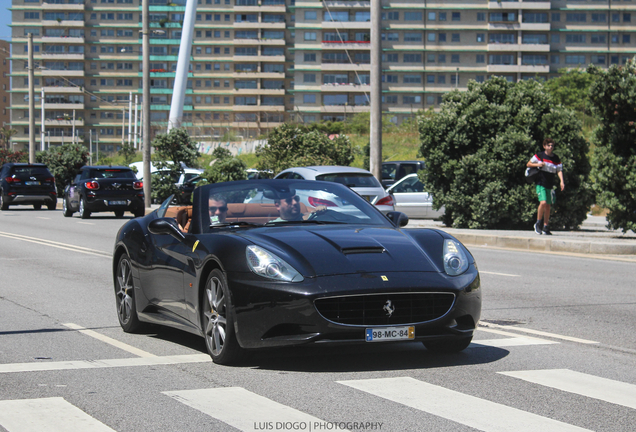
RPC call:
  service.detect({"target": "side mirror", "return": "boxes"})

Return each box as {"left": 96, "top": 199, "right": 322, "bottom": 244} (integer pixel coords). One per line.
{"left": 386, "top": 211, "right": 409, "bottom": 228}
{"left": 148, "top": 218, "right": 186, "bottom": 241}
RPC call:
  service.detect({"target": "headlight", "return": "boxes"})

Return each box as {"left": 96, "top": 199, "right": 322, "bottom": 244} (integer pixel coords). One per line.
{"left": 443, "top": 239, "right": 469, "bottom": 276}
{"left": 246, "top": 245, "right": 304, "bottom": 282}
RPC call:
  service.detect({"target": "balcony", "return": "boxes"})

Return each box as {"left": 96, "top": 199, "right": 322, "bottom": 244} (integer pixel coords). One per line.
{"left": 232, "top": 71, "right": 285, "bottom": 79}
{"left": 42, "top": 20, "right": 85, "bottom": 27}
{"left": 233, "top": 5, "right": 286, "bottom": 13}
{"left": 233, "top": 55, "right": 286, "bottom": 63}
{"left": 41, "top": 36, "right": 84, "bottom": 44}
{"left": 488, "top": 22, "right": 551, "bottom": 31}
{"left": 41, "top": 53, "right": 85, "bottom": 61}
{"left": 320, "top": 83, "right": 370, "bottom": 92}
{"left": 41, "top": 69, "right": 84, "bottom": 77}
{"left": 44, "top": 102, "right": 85, "bottom": 110}
{"left": 321, "top": 41, "right": 370, "bottom": 50}
{"left": 488, "top": 1, "right": 551, "bottom": 10}
{"left": 234, "top": 22, "right": 286, "bottom": 29}
{"left": 233, "top": 105, "right": 285, "bottom": 112}
{"left": 234, "top": 38, "right": 286, "bottom": 46}
{"left": 45, "top": 118, "right": 85, "bottom": 127}
{"left": 487, "top": 64, "right": 549, "bottom": 73}
{"left": 488, "top": 43, "right": 550, "bottom": 52}
{"left": 233, "top": 88, "right": 285, "bottom": 95}
{"left": 324, "top": 1, "right": 371, "bottom": 8}
{"left": 322, "top": 21, "right": 371, "bottom": 30}
{"left": 42, "top": 86, "right": 83, "bottom": 93}
{"left": 42, "top": 2, "right": 85, "bottom": 11}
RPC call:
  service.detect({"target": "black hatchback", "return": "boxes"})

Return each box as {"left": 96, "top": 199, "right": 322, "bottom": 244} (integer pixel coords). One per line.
{"left": 63, "top": 166, "right": 145, "bottom": 219}
{"left": 0, "top": 163, "right": 57, "bottom": 210}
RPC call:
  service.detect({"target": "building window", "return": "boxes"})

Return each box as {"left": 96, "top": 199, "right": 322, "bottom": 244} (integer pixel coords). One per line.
{"left": 305, "top": 11, "right": 317, "bottom": 20}
{"left": 304, "top": 74, "right": 316, "bottom": 83}
{"left": 452, "top": 12, "right": 461, "bottom": 21}
{"left": 304, "top": 53, "right": 316, "bottom": 62}
{"left": 303, "top": 94, "right": 316, "bottom": 103}
{"left": 304, "top": 32, "right": 317, "bottom": 41}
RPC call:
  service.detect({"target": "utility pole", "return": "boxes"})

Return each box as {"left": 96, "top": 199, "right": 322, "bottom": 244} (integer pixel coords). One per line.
{"left": 72, "top": 109, "right": 76, "bottom": 144}
{"left": 41, "top": 88, "right": 45, "bottom": 151}
{"left": 28, "top": 33, "right": 35, "bottom": 163}
{"left": 128, "top": 91, "right": 133, "bottom": 145}
{"left": 142, "top": 0, "right": 152, "bottom": 208}
{"left": 134, "top": 95, "right": 139, "bottom": 149}
{"left": 369, "top": 0, "right": 382, "bottom": 181}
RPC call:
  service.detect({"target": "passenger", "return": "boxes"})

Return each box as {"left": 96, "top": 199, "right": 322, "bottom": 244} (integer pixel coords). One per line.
{"left": 209, "top": 194, "right": 228, "bottom": 224}
{"left": 272, "top": 190, "right": 326, "bottom": 222}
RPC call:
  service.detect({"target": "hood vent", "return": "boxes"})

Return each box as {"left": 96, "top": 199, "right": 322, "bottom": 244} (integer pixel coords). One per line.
{"left": 341, "top": 247, "right": 385, "bottom": 255}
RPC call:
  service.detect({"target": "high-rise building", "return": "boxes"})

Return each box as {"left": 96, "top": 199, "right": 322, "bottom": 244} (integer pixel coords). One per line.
{"left": 0, "top": 40, "right": 10, "bottom": 131}
{"left": 9, "top": 0, "right": 635, "bottom": 153}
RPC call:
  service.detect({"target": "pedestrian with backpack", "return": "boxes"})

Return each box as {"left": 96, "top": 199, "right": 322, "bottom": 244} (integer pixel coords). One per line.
{"left": 527, "top": 138, "right": 565, "bottom": 235}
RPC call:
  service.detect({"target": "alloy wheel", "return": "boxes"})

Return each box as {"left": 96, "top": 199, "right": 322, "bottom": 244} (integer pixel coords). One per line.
{"left": 116, "top": 258, "right": 134, "bottom": 326}
{"left": 204, "top": 275, "right": 227, "bottom": 357}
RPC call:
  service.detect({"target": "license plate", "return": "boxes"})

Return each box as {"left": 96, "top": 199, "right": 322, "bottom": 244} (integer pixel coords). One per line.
{"left": 365, "top": 326, "right": 414, "bottom": 342}
{"left": 25, "top": 181, "right": 40, "bottom": 186}
{"left": 109, "top": 200, "right": 127, "bottom": 206}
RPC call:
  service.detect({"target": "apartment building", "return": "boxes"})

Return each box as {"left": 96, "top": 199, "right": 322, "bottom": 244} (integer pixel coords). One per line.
{"left": 9, "top": 0, "right": 636, "bottom": 152}
{"left": 1, "top": 40, "right": 10, "bottom": 130}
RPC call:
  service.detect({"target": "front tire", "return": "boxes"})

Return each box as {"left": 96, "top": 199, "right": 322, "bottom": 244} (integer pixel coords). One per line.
{"left": 115, "top": 253, "right": 145, "bottom": 333}
{"left": 79, "top": 197, "right": 90, "bottom": 219}
{"left": 0, "top": 193, "right": 8, "bottom": 210}
{"left": 423, "top": 337, "right": 473, "bottom": 353}
{"left": 202, "top": 269, "right": 244, "bottom": 365}
{"left": 62, "top": 197, "right": 74, "bottom": 217}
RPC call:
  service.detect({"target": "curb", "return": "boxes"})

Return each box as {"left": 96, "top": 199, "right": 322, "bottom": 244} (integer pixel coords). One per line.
{"left": 450, "top": 232, "right": 636, "bottom": 256}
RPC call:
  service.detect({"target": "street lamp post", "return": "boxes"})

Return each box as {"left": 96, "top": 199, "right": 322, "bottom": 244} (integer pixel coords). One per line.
{"left": 142, "top": 0, "right": 152, "bottom": 209}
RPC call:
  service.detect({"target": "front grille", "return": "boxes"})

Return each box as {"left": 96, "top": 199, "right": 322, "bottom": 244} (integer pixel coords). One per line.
{"left": 314, "top": 293, "right": 455, "bottom": 326}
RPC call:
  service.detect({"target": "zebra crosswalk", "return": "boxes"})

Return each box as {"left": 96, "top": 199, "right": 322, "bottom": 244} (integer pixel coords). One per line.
{"left": 1, "top": 369, "right": 635, "bottom": 432}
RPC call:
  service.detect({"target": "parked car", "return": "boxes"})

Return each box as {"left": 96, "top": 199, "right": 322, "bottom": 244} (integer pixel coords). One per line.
{"left": 63, "top": 166, "right": 145, "bottom": 219}
{"left": 386, "top": 173, "right": 445, "bottom": 219}
{"left": 129, "top": 161, "right": 203, "bottom": 186}
{"left": 112, "top": 179, "right": 481, "bottom": 364}
{"left": 381, "top": 160, "right": 426, "bottom": 188}
{"left": 174, "top": 174, "right": 205, "bottom": 204}
{"left": 274, "top": 166, "right": 395, "bottom": 214}
{"left": 0, "top": 163, "right": 57, "bottom": 210}
{"left": 246, "top": 169, "right": 273, "bottom": 179}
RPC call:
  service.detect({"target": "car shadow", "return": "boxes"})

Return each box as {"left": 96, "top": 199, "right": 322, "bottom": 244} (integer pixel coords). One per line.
{"left": 149, "top": 327, "right": 508, "bottom": 371}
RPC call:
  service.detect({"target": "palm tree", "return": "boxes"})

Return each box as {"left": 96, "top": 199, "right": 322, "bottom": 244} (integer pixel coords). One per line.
{"left": 0, "top": 126, "right": 18, "bottom": 150}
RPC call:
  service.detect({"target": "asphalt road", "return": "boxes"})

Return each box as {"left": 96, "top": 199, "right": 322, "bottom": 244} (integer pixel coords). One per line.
{"left": 1, "top": 207, "right": 635, "bottom": 432}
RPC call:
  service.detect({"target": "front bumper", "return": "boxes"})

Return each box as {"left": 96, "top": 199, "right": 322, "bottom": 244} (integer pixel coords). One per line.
{"left": 227, "top": 266, "right": 481, "bottom": 350}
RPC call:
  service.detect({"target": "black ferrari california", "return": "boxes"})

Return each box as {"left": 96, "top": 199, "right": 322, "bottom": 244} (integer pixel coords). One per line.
{"left": 113, "top": 179, "right": 481, "bottom": 364}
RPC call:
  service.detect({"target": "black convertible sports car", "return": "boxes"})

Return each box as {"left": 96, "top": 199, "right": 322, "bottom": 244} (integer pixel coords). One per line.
{"left": 113, "top": 179, "right": 481, "bottom": 364}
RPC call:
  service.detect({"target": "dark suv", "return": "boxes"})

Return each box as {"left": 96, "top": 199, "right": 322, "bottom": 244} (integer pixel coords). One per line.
{"left": 381, "top": 160, "right": 426, "bottom": 188}
{"left": 0, "top": 163, "right": 57, "bottom": 210}
{"left": 63, "top": 166, "right": 145, "bottom": 219}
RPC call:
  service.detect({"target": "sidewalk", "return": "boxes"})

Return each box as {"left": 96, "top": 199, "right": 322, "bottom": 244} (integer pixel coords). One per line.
{"left": 406, "top": 215, "right": 636, "bottom": 259}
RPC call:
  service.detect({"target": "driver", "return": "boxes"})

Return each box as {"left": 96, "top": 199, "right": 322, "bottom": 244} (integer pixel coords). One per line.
{"left": 272, "top": 189, "right": 326, "bottom": 222}
{"left": 209, "top": 194, "right": 228, "bottom": 224}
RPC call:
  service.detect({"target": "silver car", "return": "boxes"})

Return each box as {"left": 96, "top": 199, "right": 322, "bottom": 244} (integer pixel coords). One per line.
{"left": 274, "top": 166, "right": 395, "bottom": 214}
{"left": 386, "top": 173, "right": 444, "bottom": 219}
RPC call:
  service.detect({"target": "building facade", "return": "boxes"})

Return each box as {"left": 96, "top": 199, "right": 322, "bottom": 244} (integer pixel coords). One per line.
{"left": 1, "top": 40, "right": 10, "bottom": 131}
{"left": 8, "top": 0, "right": 636, "bottom": 152}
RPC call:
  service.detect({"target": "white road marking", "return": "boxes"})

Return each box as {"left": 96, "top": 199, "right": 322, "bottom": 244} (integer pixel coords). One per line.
{"left": 36, "top": 217, "right": 51, "bottom": 220}
{"left": 0, "top": 231, "right": 110, "bottom": 258}
{"left": 63, "top": 323, "right": 156, "bottom": 358}
{"left": 338, "top": 377, "right": 592, "bottom": 432}
{"left": 480, "top": 271, "right": 520, "bottom": 277}
{"left": 163, "top": 387, "right": 350, "bottom": 432}
{"left": 0, "top": 354, "right": 210, "bottom": 374}
{"left": 480, "top": 322, "right": 599, "bottom": 344}
{"left": 77, "top": 222, "right": 95, "bottom": 225}
{"left": 0, "top": 397, "right": 116, "bottom": 432}
{"left": 500, "top": 369, "right": 636, "bottom": 410}
{"left": 471, "top": 337, "right": 558, "bottom": 348}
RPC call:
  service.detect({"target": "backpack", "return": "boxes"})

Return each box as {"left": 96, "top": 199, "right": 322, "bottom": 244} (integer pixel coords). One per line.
{"left": 525, "top": 167, "right": 540, "bottom": 184}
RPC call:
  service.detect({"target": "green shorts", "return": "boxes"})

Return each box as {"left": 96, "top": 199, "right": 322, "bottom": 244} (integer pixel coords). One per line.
{"left": 536, "top": 185, "right": 555, "bottom": 204}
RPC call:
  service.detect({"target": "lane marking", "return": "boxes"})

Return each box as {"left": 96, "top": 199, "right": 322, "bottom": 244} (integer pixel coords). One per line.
{"left": 0, "top": 354, "right": 210, "bottom": 374}
{"left": 77, "top": 222, "right": 95, "bottom": 225}
{"left": 63, "top": 323, "right": 156, "bottom": 358}
{"left": 480, "top": 322, "right": 599, "bottom": 344}
{"left": 471, "top": 337, "right": 558, "bottom": 348}
{"left": 338, "top": 377, "right": 592, "bottom": 432}
{"left": 478, "top": 326, "right": 556, "bottom": 342}
{"left": 0, "top": 231, "right": 110, "bottom": 258}
{"left": 0, "top": 397, "right": 116, "bottom": 432}
{"left": 500, "top": 369, "right": 636, "bottom": 410}
{"left": 163, "top": 387, "right": 350, "bottom": 432}
{"left": 36, "top": 217, "right": 51, "bottom": 220}
{"left": 480, "top": 271, "right": 520, "bottom": 277}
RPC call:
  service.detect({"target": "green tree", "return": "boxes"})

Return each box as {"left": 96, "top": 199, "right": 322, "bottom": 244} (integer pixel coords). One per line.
{"left": 36, "top": 143, "right": 89, "bottom": 196}
{"left": 118, "top": 143, "right": 137, "bottom": 166}
{"left": 151, "top": 128, "right": 200, "bottom": 202}
{"left": 587, "top": 60, "right": 636, "bottom": 232}
{"left": 0, "top": 149, "right": 28, "bottom": 165}
{"left": 544, "top": 68, "right": 595, "bottom": 114}
{"left": 0, "top": 127, "right": 18, "bottom": 150}
{"left": 256, "top": 123, "right": 354, "bottom": 174}
{"left": 418, "top": 77, "right": 594, "bottom": 230}
{"left": 201, "top": 146, "right": 248, "bottom": 184}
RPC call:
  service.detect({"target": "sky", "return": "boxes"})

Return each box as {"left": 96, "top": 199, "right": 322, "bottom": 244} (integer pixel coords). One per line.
{"left": 1, "top": 4, "right": 11, "bottom": 42}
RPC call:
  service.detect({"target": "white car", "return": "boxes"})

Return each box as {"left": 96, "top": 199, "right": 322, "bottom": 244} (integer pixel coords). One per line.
{"left": 129, "top": 162, "right": 203, "bottom": 186}
{"left": 386, "top": 173, "right": 444, "bottom": 219}
{"left": 274, "top": 166, "right": 395, "bottom": 214}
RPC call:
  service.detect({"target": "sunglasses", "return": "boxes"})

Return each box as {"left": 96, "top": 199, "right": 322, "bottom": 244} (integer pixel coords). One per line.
{"left": 209, "top": 206, "right": 228, "bottom": 213}
{"left": 284, "top": 195, "right": 301, "bottom": 203}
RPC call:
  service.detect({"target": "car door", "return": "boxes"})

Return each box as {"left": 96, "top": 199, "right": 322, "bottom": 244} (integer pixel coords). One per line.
{"left": 388, "top": 175, "right": 431, "bottom": 218}
{"left": 144, "top": 225, "right": 191, "bottom": 319}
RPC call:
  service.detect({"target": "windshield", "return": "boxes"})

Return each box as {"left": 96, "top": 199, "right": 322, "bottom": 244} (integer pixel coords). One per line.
{"left": 315, "top": 173, "right": 382, "bottom": 188}
{"left": 200, "top": 180, "right": 390, "bottom": 231}
{"left": 89, "top": 169, "right": 137, "bottom": 179}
